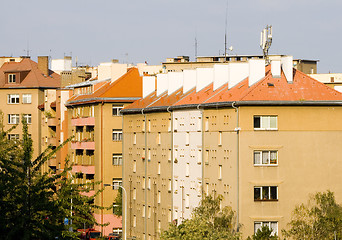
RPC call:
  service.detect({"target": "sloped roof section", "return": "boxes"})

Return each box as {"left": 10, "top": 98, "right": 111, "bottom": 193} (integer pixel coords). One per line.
{"left": 0, "top": 58, "right": 60, "bottom": 88}
{"left": 205, "top": 68, "right": 342, "bottom": 104}
{"left": 66, "top": 68, "right": 142, "bottom": 106}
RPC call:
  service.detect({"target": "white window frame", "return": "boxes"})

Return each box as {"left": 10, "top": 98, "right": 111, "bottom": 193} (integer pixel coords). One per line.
{"left": 254, "top": 150, "right": 278, "bottom": 166}
{"left": 8, "top": 114, "right": 19, "bottom": 124}
{"left": 112, "top": 178, "right": 122, "bottom": 190}
{"left": 219, "top": 165, "right": 222, "bottom": 180}
{"left": 254, "top": 186, "right": 278, "bottom": 201}
{"left": 7, "top": 94, "right": 19, "bottom": 104}
{"left": 254, "top": 221, "right": 278, "bottom": 236}
{"left": 8, "top": 134, "right": 19, "bottom": 141}
{"left": 254, "top": 115, "right": 278, "bottom": 130}
{"left": 22, "top": 94, "right": 32, "bottom": 104}
{"left": 23, "top": 114, "right": 32, "bottom": 124}
{"left": 133, "top": 160, "right": 137, "bottom": 173}
{"left": 8, "top": 74, "right": 16, "bottom": 83}
{"left": 112, "top": 154, "right": 122, "bottom": 166}
{"left": 112, "top": 105, "right": 123, "bottom": 116}
{"left": 112, "top": 129, "right": 122, "bottom": 141}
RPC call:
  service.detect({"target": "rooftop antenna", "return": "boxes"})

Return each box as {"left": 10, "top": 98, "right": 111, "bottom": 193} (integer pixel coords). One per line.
{"left": 260, "top": 25, "right": 273, "bottom": 64}
{"left": 26, "top": 38, "right": 30, "bottom": 57}
{"left": 195, "top": 32, "right": 198, "bottom": 61}
{"left": 224, "top": 0, "right": 228, "bottom": 60}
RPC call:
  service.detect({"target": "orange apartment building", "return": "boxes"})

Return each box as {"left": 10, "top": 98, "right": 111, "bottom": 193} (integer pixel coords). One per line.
{"left": 122, "top": 57, "right": 342, "bottom": 239}
{"left": 64, "top": 68, "right": 142, "bottom": 235}
{"left": 0, "top": 56, "right": 61, "bottom": 162}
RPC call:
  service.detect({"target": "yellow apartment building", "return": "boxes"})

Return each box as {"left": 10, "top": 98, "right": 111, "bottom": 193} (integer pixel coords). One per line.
{"left": 122, "top": 57, "right": 342, "bottom": 239}
{"left": 0, "top": 56, "right": 60, "bottom": 161}
{"left": 65, "top": 68, "right": 142, "bottom": 236}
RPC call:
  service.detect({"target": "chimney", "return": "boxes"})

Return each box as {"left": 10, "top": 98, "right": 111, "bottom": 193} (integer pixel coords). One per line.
{"left": 38, "top": 56, "right": 49, "bottom": 76}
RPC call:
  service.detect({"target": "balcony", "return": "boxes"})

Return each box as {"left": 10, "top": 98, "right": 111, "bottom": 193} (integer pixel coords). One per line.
{"left": 47, "top": 117, "right": 58, "bottom": 127}
{"left": 47, "top": 137, "right": 57, "bottom": 146}
{"left": 71, "top": 117, "right": 95, "bottom": 126}
{"left": 72, "top": 165, "right": 95, "bottom": 175}
{"left": 71, "top": 141, "right": 95, "bottom": 150}
{"left": 48, "top": 157, "right": 57, "bottom": 167}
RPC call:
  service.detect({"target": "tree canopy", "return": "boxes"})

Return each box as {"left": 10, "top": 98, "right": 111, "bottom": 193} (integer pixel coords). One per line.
{"left": 283, "top": 190, "right": 342, "bottom": 240}
{"left": 161, "top": 194, "right": 240, "bottom": 240}
{"left": 0, "top": 114, "right": 103, "bottom": 239}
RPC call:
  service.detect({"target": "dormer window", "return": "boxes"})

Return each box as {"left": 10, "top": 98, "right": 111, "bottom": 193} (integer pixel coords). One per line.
{"left": 8, "top": 74, "right": 16, "bottom": 83}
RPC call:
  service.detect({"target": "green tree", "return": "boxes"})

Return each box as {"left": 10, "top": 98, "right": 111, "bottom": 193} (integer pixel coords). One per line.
{"left": 282, "top": 190, "right": 342, "bottom": 240}
{"left": 161, "top": 194, "right": 240, "bottom": 240}
{"left": 113, "top": 187, "right": 122, "bottom": 217}
{"left": 247, "top": 225, "right": 278, "bottom": 240}
{"left": 0, "top": 115, "right": 104, "bottom": 239}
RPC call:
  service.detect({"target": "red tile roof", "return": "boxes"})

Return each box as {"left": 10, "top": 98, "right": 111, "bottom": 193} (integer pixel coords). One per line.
{"left": 123, "top": 66, "right": 342, "bottom": 112}
{"left": 205, "top": 68, "right": 342, "bottom": 103}
{"left": 0, "top": 58, "right": 60, "bottom": 88}
{"left": 66, "top": 68, "right": 142, "bottom": 106}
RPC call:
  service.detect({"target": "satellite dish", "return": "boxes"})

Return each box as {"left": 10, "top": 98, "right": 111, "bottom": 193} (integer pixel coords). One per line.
{"left": 228, "top": 46, "right": 233, "bottom": 51}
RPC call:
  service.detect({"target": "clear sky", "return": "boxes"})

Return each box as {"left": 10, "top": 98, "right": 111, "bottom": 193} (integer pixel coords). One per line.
{"left": 1, "top": 0, "right": 341, "bottom": 73}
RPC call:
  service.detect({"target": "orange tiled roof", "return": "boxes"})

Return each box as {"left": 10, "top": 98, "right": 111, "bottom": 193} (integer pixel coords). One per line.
{"left": 0, "top": 58, "right": 60, "bottom": 88}
{"left": 123, "top": 66, "right": 342, "bottom": 112}
{"left": 66, "top": 68, "right": 142, "bottom": 106}
{"left": 205, "top": 68, "right": 342, "bottom": 103}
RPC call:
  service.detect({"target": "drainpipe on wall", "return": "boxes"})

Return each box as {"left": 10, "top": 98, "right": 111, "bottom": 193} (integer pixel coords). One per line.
{"left": 166, "top": 106, "right": 173, "bottom": 224}
{"left": 142, "top": 108, "right": 148, "bottom": 238}
{"left": 232, "top": 101, "right": 240, "bottom": 232}
{"left": 101, "top": 101, "right": 104, "bottom": 235}
{"left": 196, "top": 104, "right": 204, "bottom": 197}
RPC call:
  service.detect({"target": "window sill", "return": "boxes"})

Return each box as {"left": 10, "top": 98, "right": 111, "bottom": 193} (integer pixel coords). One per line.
{"left": 254, "top": 164, "right": 278, "bottom": 167}
{"left": 254, "top": 199, "right": 278, "bottom": 202}
{"left": 254, "top": 128, "right": 278, "bottom": 131}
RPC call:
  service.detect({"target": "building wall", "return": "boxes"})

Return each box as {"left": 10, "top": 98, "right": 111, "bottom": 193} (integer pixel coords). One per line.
{"left": 172, "top": 110, "right": 202, "bottom": 222}
{"left": 0, "top": 88, "right": 44, "bottom": 160}
{"left": 123, "top": 112, "right": 173, "bottom": 240}
{"left": 237, "top": 106, "right": 342, "bottom": 238}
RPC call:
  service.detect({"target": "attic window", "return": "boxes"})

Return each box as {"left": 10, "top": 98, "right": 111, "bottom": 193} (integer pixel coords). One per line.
{"left": 8, "top": 74, "right": 16, "bottom": 83}
{"left": 267, "top": 83, "right": 274, "bottom": 87}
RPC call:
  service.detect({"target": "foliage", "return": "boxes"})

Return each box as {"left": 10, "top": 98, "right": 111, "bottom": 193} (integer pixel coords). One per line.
{"left": 113, "top": 187, "right": 123, "bottom": 217}
{"left": 282, "top": 190, "right": 342, "bottom": 240}
{"left": 0, "top": 114, "right": 104, "bottom": 239}
{"left": 161, "top": 194, "right": 240, "bottom": 240}
{"left": 247, "top": 225, "right": 278, "bottom": 240}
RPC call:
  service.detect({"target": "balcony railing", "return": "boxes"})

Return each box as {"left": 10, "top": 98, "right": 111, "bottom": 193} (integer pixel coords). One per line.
{"left": 47, "top": 117, "right": 57, "bottom": 127}
{"left": 47, "top": 137, "right": 57, "bottom": 146}
{"left": 71, "top": 117, "right": 95, "bottom": 126}
{"left": 71, "top": 141, "right": 95, "bottom": 150}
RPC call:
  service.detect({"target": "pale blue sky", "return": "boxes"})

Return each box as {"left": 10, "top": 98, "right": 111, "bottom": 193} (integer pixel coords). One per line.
{"left": 1, "top": 0, "right": 341, "bottom": 73}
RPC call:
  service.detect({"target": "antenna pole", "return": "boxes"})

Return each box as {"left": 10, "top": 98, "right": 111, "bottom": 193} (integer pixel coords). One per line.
{"left": 224, "top": 0, "right": 228, "bottom": 60}
{"left": 195, "top": 36, "right": 198, "bottom": 60}
{"left": 260, "top": 25, "right": 272, "bottom": 64}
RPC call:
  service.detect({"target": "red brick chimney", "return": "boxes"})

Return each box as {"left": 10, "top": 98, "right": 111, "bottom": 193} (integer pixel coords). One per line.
{"left": 38, "top": 56, "right": 49, "bottom": 76}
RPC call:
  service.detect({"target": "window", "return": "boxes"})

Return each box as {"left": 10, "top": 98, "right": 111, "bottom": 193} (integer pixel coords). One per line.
{"left": 254, "top": 116, "right": 277, "bottom": 130}
{"left": 7, "top": 94, "right": 19, "bottom": 104}
{"left": 219, "top": 165, "right": 222, "bottom": 180}
{"left": 8, "top": 74, "right": 16, "bottom": 83}
{"left": 112, "top": 105, "right": 123, "bottom": 116}
{"left": 185, "top": 194, "right": 190, "bottom": 208}
{"left": 22, "top": 94, "right": 32, "bottom": 104}
{"left": 254, "top": 221, "right": 278, "bottom": 236}
{"left": 133, "top": 215, "right": 137, "bottom": 228}
{"left": 23, "top": 114, "right": 31, "bottom": 124}
{"left": 133, "top": 188, "right": 136, "bottom": 200}
{"left": 185, "top": 132, "right": 190, "bottom": 146}
{"left": 254, "top": 186, "right": 278, "bottom": 201}
{"left": 8, "top": 114, "right": 19, "bottom": 124}
{"left": 8, "top": 134, "right": 19, "bottom": 141}
{"left": 112, "top": 178, "right": 122, "bottom": 190}
{"left": 133, "top": 133, "right": 136, "bottom": 145}
{"left": 218, "top": 131, "right": 222, "bottom": 146}
{"left": 158, "top": 162, "right": 161, "bottom": 175}
{"left": 112, "top": 154, "right": 122, "bottom": 166}
{"left": 185, "top": 163, "right": 190, "bottom": 177}
{"left": 197, "top": 149, "right": 202, "bottom": 164}
{"left": 133, "top": 160, "right": 137, "bottom": 173}
{"left": 112, "top": 129, "right": 122, "bottom": 141}
{"left": 158, "top": 191, "right": 161, "bottom": 204}
{"left": 254, "top": 151, "right": 278, "bottom": 165}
